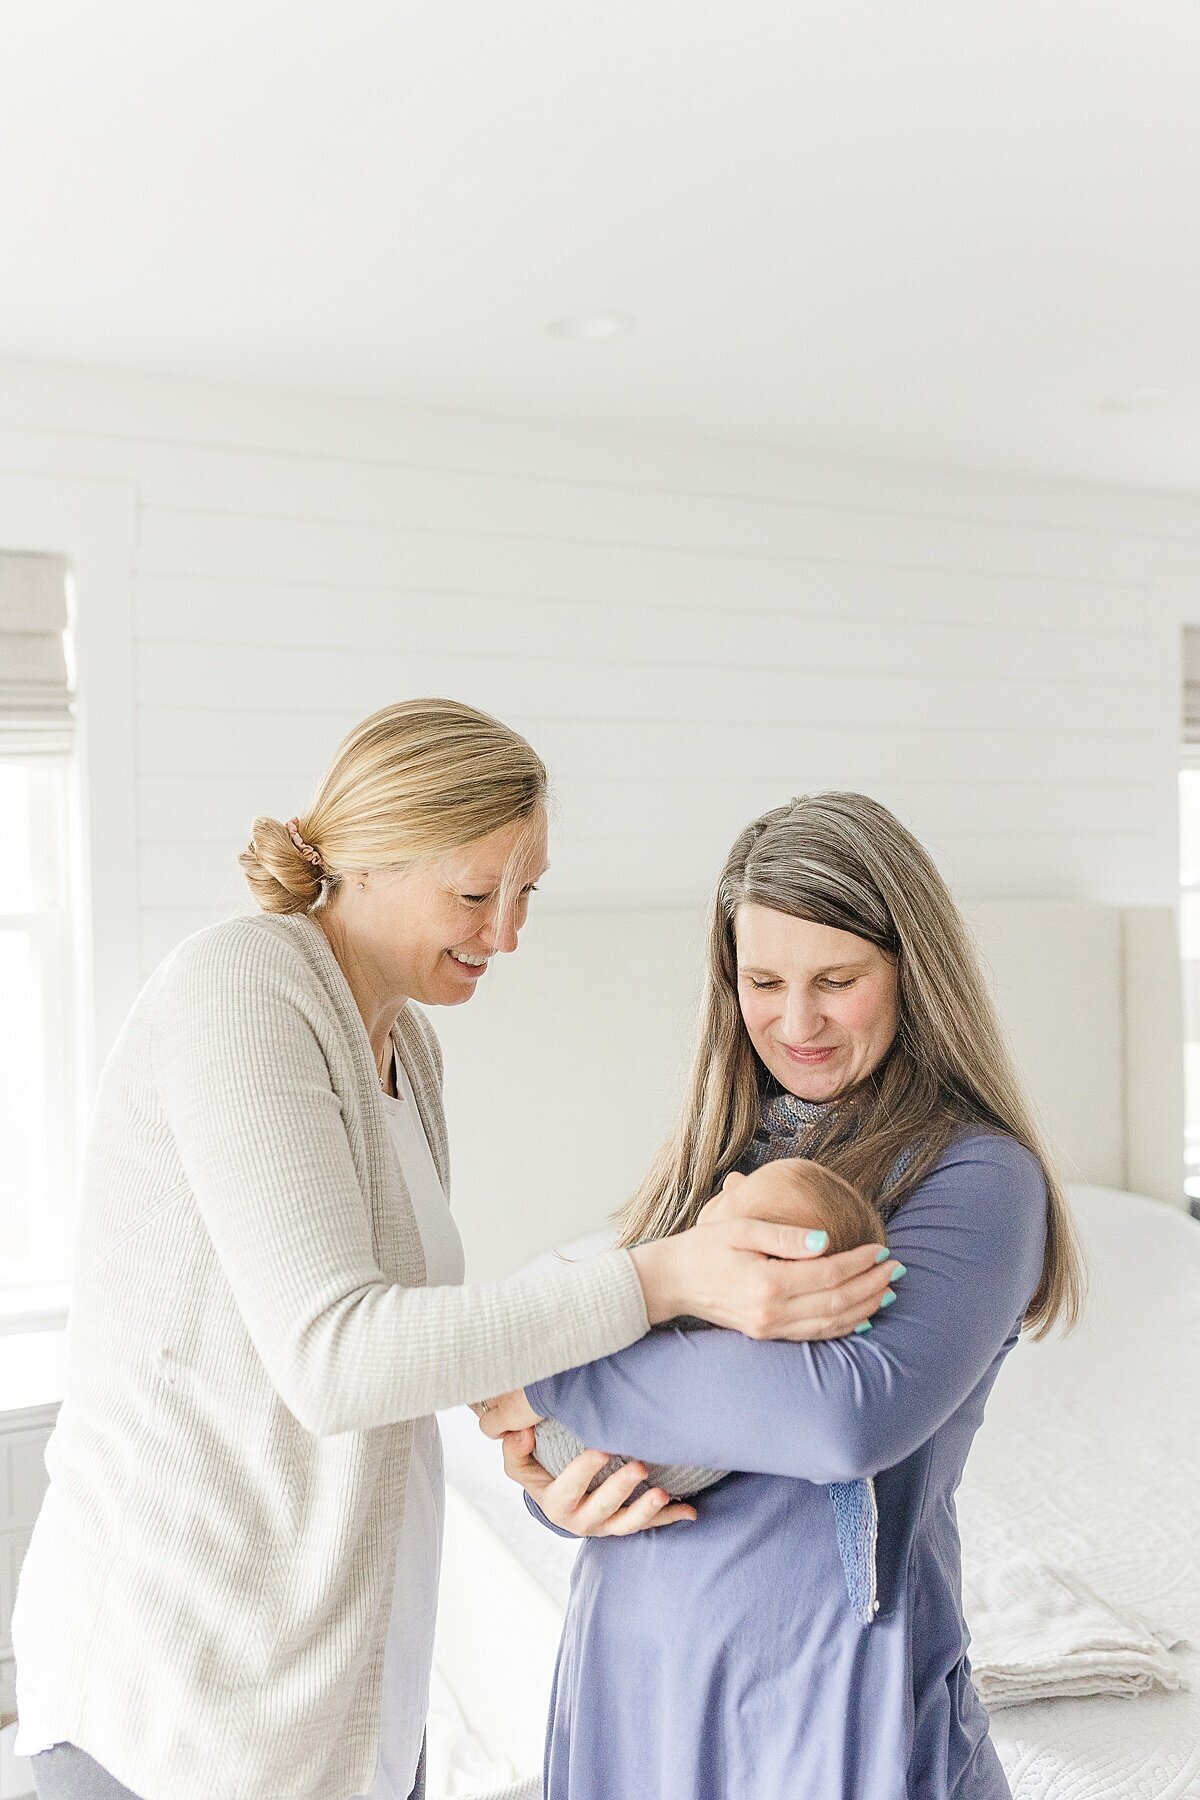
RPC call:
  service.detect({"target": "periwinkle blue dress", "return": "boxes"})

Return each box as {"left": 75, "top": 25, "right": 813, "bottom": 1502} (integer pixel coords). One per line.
{"left": 525, "top": 1127, "right": 1047, "bottom": 1800}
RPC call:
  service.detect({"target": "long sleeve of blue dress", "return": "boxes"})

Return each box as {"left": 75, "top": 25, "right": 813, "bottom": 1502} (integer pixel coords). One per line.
{"left": 528, "top": 1130, "right": 1047, "bottom": 1486}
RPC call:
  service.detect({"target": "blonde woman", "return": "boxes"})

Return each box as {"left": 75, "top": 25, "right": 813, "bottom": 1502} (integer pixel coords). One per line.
{"left": 12, "top": 705, "right": 897, "bottom": 1800}
{"left": 482, "top": 793, "right": 1084, "bottom": 1800}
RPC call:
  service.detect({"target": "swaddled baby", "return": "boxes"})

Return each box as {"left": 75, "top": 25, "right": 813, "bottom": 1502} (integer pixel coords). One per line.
{"left": 533, "top": 1157, "right": 887, "bottom": 1501}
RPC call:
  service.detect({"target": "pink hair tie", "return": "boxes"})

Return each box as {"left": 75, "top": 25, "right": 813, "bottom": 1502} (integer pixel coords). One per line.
{"left": 286, "top": 817, "right": 324, "bottom": 869}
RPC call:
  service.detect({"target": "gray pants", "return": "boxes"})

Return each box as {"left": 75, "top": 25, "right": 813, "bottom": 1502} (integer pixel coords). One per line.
{"left": 32, "top": 1736, "right": 427, "bottom": 1799}
{"left": 32, "top": 1746, "right": 139, "bottom": 1800}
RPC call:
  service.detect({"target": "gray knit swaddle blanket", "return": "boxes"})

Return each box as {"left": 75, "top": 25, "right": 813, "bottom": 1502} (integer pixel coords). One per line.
{"left": 533, "top": 1317, "right": 726, "bottom": 1505}
{"left": 533, "top": 1089, "right": 901, "bottom": 1624}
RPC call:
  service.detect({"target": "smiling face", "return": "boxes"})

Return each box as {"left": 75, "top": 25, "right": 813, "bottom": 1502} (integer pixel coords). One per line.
{"left": 734, "top": 904, "right": 900, "bottom": 1102}
{"left": 323, "top": 810, "right": 549, "bottom": 1010}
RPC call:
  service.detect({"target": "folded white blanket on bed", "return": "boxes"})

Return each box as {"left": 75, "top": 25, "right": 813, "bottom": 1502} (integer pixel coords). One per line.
{"left": 462, "top": 1782, "right": 538, "bottom": 1800}
{"left": 965, "top": 1558, "right": 1187, "bottom": 1710}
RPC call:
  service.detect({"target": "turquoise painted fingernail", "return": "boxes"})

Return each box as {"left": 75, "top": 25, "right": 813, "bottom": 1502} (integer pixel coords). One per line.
{"left": 805, "top": 1229, "right": 828, "bottom": 1252}
{"left": 854, "top": 1319, "right": 873, "bottom": 1334}
{"left": 874, "top": 1246, "right": 889, "bottom": 1264}
{"left": 890, "top": 1263, "right": 907, "bottom": 1279}
{"left": 879, "top": 1289, "right": 897, "bottom": 1307}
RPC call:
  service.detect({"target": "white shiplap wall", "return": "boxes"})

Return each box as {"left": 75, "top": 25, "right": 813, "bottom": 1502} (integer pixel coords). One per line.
{"left": 0, "top": 358, "right": 1195, "bottom": 1013}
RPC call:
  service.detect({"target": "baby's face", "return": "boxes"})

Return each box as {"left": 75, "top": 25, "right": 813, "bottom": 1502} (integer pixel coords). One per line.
{"left": 717, "top": 1164, "right": 825, "bottom": 1230}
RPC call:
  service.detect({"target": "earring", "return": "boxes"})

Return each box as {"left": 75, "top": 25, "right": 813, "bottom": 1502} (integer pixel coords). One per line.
{"left": 357, "top": 882, "right": 365, "bottom": 890}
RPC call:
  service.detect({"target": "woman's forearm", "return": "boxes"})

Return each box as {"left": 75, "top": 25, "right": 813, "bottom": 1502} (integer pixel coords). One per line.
{"left": 274, "top": 1253, "right": 650, "bottom": 1434}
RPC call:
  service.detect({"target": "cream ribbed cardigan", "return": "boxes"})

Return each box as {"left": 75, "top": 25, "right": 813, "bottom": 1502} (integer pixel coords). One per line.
{"left": 12, "top": 911, "right": 649, "bottom": 1800}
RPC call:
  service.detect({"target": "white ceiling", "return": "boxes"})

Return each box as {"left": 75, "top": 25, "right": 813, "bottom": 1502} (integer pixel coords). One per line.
{"left": 3, "top": 3, "right": 1199, "bottom": 487}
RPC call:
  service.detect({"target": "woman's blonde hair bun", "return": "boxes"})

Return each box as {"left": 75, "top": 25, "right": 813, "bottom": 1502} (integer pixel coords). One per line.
{"left": 238, "top": 817, "right": 324, "bottom": 916}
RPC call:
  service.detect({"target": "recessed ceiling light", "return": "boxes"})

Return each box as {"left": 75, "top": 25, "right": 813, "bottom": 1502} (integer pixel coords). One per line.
{"left": 545, "top": 310, "right": 635, "bottom": 341}
{"left": 1098, "top": 388, "right": 1167, "bottom": 413}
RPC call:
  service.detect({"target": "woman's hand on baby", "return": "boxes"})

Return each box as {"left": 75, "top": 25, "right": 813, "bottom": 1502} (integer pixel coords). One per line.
{"left": 474, "top": 1389, "right": 543, "bottom": 1438}
{"left": 498, "top": 1427, "right": 698, "bottom": 1537}
{"left": 630, "top": 1220, "right": 899, "bottom": 1342}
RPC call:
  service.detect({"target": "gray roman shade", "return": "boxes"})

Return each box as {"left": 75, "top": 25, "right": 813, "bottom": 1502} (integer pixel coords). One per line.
{"left": 1185, "top": 626, "right": 1200, "bottom": 748}
{"left": 0, "top": 552, "right": 73, "bottom": 756}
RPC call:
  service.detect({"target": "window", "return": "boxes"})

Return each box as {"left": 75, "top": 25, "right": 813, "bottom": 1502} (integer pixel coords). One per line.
{"left": 0, "top": 761, "right": 80, "bottom": 1285}
{"left": 0, "top": 553, "right": 82, "bottom": 1316}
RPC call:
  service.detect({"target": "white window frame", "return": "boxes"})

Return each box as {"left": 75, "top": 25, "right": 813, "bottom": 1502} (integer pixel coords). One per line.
{"left": 0, "top": 755, "right": 83, "bottom": 1312}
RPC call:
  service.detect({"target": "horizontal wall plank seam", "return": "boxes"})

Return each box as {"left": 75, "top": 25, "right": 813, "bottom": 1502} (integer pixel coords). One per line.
{"left": 131, "top": 557, "right": 1151, "bottom": 598}
{"left": 130, "top": 601, "right": 1155, "bottom": 641}
{"left": 7, "top": 422, "right": 1199, "bottom": 548}
{"left": 133, "top": 508, "right": 1162, "bottom": 584}
{"left": 0, "top": 460, "right": 143, "bottom": 504}
{"left": 130, "top": 706, "right": 1158, "bottom": 740}
{"left": 131, "top": 643, "right": 1155, "bottom": 690}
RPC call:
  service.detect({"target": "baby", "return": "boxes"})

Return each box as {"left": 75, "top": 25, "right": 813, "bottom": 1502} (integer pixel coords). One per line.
{"left": 533, "top": 1157, "right": 887, "bottom": 1499}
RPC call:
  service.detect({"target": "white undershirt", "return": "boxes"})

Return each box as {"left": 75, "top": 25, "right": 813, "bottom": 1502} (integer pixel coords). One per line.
{"left": 351, "top": 1050, "right": 465, "bottom": 1800}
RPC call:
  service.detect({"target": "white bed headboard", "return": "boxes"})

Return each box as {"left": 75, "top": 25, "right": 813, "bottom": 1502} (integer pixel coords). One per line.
{"left": 435, "top": 901, "right": 1183, "bottom": 1279}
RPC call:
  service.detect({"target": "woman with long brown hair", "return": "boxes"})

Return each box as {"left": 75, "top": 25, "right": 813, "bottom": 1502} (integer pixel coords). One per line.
{"left": 483, "top": 791, "right": 1084, "bottom": 1800}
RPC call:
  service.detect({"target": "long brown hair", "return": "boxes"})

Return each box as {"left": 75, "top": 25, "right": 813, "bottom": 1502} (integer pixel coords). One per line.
{"left": 618, "top": 792, "right": 1084, "bottom": 1337}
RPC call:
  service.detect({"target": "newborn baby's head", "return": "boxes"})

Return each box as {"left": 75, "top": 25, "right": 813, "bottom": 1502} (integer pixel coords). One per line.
{"left": 713, "top": 1157, "right": 886, "bottom": 1256}
{"left": 530, "top": 1159, "right": 886, "bottom": 1501}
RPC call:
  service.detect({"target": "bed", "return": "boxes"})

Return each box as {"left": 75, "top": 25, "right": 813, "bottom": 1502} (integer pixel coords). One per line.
{"left": 425, "top": 898, "right": 1196, "bottom": 1799}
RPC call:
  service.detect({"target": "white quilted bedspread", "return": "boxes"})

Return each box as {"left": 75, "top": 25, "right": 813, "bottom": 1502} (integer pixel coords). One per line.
{"left": 956, "top": 1184, "right": 1200, "bottom": 1800}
